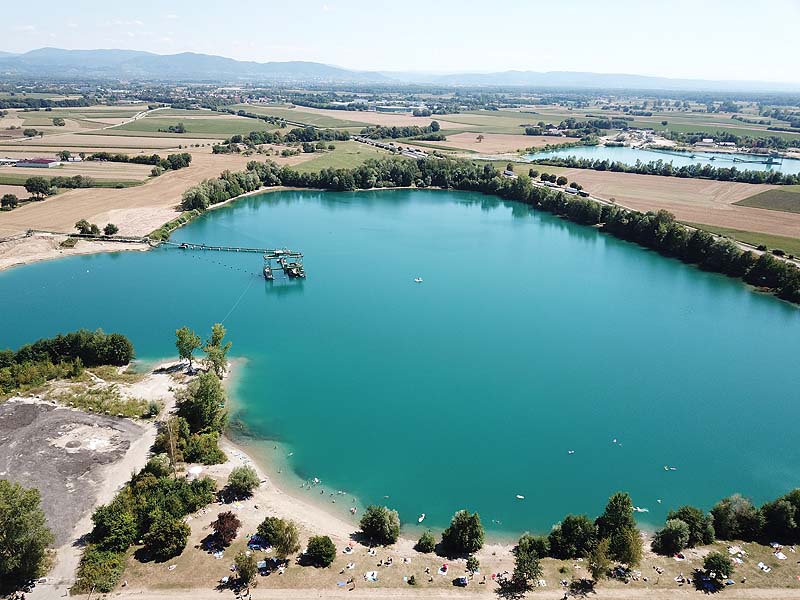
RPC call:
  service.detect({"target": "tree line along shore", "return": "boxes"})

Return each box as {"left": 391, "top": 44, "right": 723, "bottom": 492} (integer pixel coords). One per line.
{"left": 166, "top": 155, "right": 800, "bottom": 305}
{"left": 3, "top": 328, "right": 800, "bottom": 597}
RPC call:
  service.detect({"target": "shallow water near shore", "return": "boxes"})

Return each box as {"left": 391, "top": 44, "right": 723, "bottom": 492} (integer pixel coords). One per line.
{"left": 2, "top": 188, "right": 800, "bottom": 537}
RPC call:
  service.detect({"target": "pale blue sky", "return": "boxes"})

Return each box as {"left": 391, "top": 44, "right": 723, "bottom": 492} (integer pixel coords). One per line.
{"left": 3, "top": 0, "right": 799, "bottom": 82}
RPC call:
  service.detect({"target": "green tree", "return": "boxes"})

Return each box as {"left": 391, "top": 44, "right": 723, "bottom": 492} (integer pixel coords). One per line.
{"left": 91, "top": 503, "right": 136, "bottom": 552}
{"left": 430, "top": 120, "right": 440, "bottom": 132}
{"left": 652, "top": 519, "right": 690, "bottom": 555}
{"left": 501, "top": 531, "right": 543, "bottom": 595}
{"left": 175, "top": 327, "right": 202, "bottom": 370}
{"left": 588, "top": 537, "right": 612, "bottom": 581}
{"left": 711, "top": 494, "right": 764, "bottom": 541}
{"left": 1, "top": 193, "right": 19, "bottom": 208}
{"left": 667, "top": 506, "right": 715, "bottom": 547}
{"left": 24, "top": 176, "right": 50, "bottom": 199}
{"left": 203, "top": 323, "right": 232, "bottom": 378}
{"left": 610, "top": 526, "right": 643, "bottom": 567}
{"left": 177, "top": 370, "right": 227, "bottom": 433}
{"left": 556, "top": 175, "right": 568, "bottom": 186}
{"left": 596, "top": 492, "right": 636, "bottom": 539}
{"left": 466, "top": 555, "right": 480, "bottom": 572}
{"left": 0, "top": 480, "right": 55, "bottom": 591}
{"left": 517, "top": 533, "right": 549, "bottom": 559}
{"left": 761, "top": 499, "right": 797, "bottom": 543}
{"left": 441, "top": 510, "right": 484, "bottom": 555}
{"left": 256, "top": 517, "right": 300, "bottom": 560}
{"left": 416, "top": 530, "right": 436, "bottom": 553}
{"left": 359, "top": 505, "right": 400, "bottom": 545}
{"left": 142, "top": 514, "right": 190, "bottom": 561}
{"left": 53, "top": 118, "right": 66, "bottom": 127}
{"left": 103, "top": 223, "right": 119, "bottom": 236}
{"left": 58, "top": 150, "right": 71, "bottom": 160}
{"left": 235, "top": 550, "right": 258, "bottom": 587}
{"left": 703, "top": 551, "right": 733, "bottom": 579}
{"left": 211, "top": 511, "right": 241, "bottom": 546}
{"left": 75, "top": 219, "right": 92, "bottom": 234}
{"left": 306, "top": 535, "right": 337, "bottom": 567}
{"left": 548, "top": 514, "right": 597, "bottom": 558}
{"left": 226, "top": 465, "right": 259, "bottom": 497}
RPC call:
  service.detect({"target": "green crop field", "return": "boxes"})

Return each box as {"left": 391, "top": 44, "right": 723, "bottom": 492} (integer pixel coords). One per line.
{"left": 685, "top": 222, "right": 800, "bottom": 256}
{"left": 231, "top": 104, "right": 369, "bottom": 128}
{"left": 733, "top": 186, "right": 800, "bottom": 214}
{"left": 292, "top": 141, "right": 392, "bottom": 173}
{"left": 99, "top": 116, "right": 278, "bottom": 138}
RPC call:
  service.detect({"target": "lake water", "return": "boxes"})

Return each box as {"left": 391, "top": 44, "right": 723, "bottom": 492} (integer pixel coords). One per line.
{"left": 525, "top": 144, "right": 800, "bottom": 175}
{"left": 2, "top": 189, "right": 799, "bottom": 537}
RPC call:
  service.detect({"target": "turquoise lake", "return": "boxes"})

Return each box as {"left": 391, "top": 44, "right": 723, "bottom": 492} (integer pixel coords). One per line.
{"left": 525, "top": 144, "right": 800, "bottom": 175}
{"left": 2, "top": 188, "right": 800, "bottom": 536}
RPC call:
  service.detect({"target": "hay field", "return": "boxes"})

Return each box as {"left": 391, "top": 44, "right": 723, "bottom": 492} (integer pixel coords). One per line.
{"left": 429, "top": 132, "right": 556, "bottom": 153}
{"left": 0, "top": 151, "right": 317, "bottom": 237}
{"left": 558, "top": 168, "right": 800, "bottom": 238}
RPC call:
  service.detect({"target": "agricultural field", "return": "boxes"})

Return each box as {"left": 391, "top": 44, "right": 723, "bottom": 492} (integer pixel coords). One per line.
{"left": 416, "top": 131, "right": 557, "bottom": 154}
{"left": 232, "top": 104, "right": 370, "bottom": 128}
{"left": 685, "top": 222, "right": 800, "bottom": 256}
{"left": 733, "top": 185, "right": 800, "bottom": 214}
{"left": 101, "top": 115, "right": 278, "bottom": 138}
{"left": 292, "top": 140, "right": 391, "bottom": 173}
{"left": 551, "top": 167, "right": 800, "bottom": 238}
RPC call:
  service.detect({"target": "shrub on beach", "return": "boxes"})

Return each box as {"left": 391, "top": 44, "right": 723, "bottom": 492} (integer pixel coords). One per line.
{"left": 416, "top": 530, "right": 436, "bottom": 553}
{"left": 227, "top": 465, "right": 259, "bottom": 496}
{"left": 306, "top": 535, "right": 337, "bottom": 567}
{"left": 441, "top": 510, "right": 484, "bottom": 555}
{"left": 359, "top": 505, "right": 401, "bottom": 545}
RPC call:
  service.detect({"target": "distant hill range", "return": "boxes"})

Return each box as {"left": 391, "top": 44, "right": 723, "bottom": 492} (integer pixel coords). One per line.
{"left": 0, "top": 48, "right": 797, "bottom": 92}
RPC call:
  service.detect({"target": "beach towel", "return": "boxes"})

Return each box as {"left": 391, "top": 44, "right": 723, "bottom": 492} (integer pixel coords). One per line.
{"left": 776, "top": 552, "right": 787, "bottom": 560}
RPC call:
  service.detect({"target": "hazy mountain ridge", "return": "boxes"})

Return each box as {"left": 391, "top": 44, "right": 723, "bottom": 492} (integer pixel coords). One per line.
{"left": 0, "top": 48, "right": 798, "bottom": 91}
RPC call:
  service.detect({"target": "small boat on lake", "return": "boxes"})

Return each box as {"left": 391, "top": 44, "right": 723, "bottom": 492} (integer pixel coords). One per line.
{"left": 418, "top": 513, "right": 425, "bottom": 523}
{"left": 263, "top": 265, "right": 274, "bottom": 280}
{"left": 516, "top": 494, "right": 525, "bottom": 500}
{"left": 414, "top": 277, "right": 423, "bottom": 283}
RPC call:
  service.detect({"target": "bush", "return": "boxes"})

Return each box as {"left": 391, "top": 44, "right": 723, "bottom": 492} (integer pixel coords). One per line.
{"left": 227, "top": 465, "right": 259, "bottom": 497}
{"left": 142, "top": 514, "right": 191, "bottom": 561}
{"left": 359, "top": 505, "right": 400, "bottom": 545}
{"left": 416, "top": 530, "right": 436, "bottom": 553}
{"left": 212, "top": 511, "right": 241, "bottom": 546}
{"left": 103, "top": 223, "right": 119, "bottom": 236}
{"left": 185, "top": 431, "right": 226, "bottom": 465}
{"left": 71, "top": 546, "right": 126, "bottom": 594}
{"left": 652, "top": 519, "right": 690, "bottom": 555}
{"left": 441, "top": 510, "right": 484, "bottom": 555}
{"left": 711, "top": 495, "right": 764, "bottom": 541}
{"left": 306, "top": 535, "right": 337, "bottom": 567}
{"left": 517, "top": 534, "right": 549, "bottom": 559}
